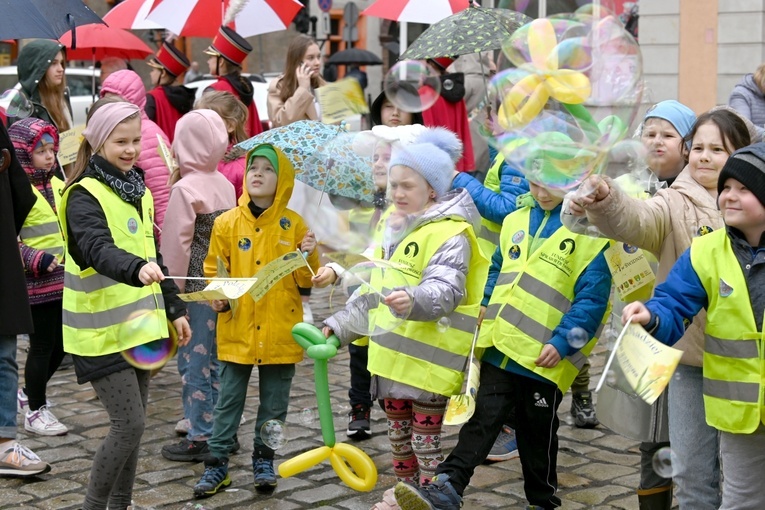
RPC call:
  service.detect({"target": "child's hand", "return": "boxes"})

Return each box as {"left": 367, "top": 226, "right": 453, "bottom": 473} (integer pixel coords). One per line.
{"left": 173, "top": 316, "right": 192, "bottom": 346}
{"left": 622, "top": 302, "right": 651, "bottom": 326}
{"left": 384, "top": 290, "right": 412, "bottom": 315}
{"left": 477, "top": 305, "right": 487, "bottom": 326}
{"left": 46, "top": 257, "right": 59, "bottom": 272}
{"left": 138, "top": 262, "right": 165, "bottom": 285}
{"left": 535, "top": 344, "right": 561, "bottom": 368}
{"left": 312, "top": 266, "right": 337, "bottom": 288}
{"left": 571, "top": 176, "right": 610, "bottom": 210}
{"left": 210, "top": 299, "right": 229, "bottom": 313}
{"left": 300, "top": 230, "right": 317, "bottom": 255}
{"left": 322, "top": 326, "right": 334, "bottom": 338}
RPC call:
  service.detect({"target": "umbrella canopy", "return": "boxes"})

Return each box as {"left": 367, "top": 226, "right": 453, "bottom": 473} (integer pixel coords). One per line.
{"left": 326, "top": 49, "right": 383, "bottom": 66}
{"left": 237, "top": 121, "right": 374, "bottom": 202}
{"left": 400, "top": 7, "right": 531, "bottom": 60}
{"left": 147, "top": 0, "right": 305, "bottom": 38}
{"left": 362, "top": 0, "right": 468, "bottom": 24}
{"left": 0, "top": 0, "right": 104, "bottom": 42}
{"left": 59, "top": 24, "right": 154, "bottom": 60}
{"left": 102, "top": 0, "right": 163, "bottom": 30}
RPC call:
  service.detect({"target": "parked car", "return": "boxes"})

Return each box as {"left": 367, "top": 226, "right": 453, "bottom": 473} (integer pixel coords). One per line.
{"left": 185, "top": 73, "right": 271, "bottom": 133}
{"left": 0, "top": 65, "right": 100, "bottom": 127}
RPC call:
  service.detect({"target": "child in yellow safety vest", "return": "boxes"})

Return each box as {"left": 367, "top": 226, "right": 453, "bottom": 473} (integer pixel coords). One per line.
{"left": 322, "top": 127, "right": 489, "bottom": 507}
{"left": 623, "top": 144, "right": 765, "bottom": 510}
{"left": 11, "top": 117, "right": 68, "bottom": 437}
{"left": 60, "top": 99, "right": 191, "bottom": 510}
{"left": 395, "top": 181, "right": 612, "bottom": 510}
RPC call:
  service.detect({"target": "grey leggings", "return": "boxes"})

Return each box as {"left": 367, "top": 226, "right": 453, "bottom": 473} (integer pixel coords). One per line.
{"left": 82, "top": 367, "right": 149, "bottom": 510}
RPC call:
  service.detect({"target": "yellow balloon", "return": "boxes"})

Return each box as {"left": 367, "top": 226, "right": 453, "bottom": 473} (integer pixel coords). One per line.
{"left": 328, "top": 443, "right": 378, "bottom": 492}
{"left": 277, "top": 446, "right": 331, "bottom": 478}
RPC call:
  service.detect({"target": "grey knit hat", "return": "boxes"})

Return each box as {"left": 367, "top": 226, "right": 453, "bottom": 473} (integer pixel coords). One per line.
{"left": 388, "top": 127, "right": 462, "bottom": 198}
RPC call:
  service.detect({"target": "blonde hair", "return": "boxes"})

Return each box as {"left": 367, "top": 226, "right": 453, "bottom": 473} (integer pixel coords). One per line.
{"left": 66, "top": 96, "right": 135, "bottom": 189}
{"left": 754, "top": 64, "right": 765, "bottom": 94}
{"left": 38, "top": 51, "right": 71, "bottom": 131}
{"left": 196, "top": 90, "right": 248, "bottom": 144}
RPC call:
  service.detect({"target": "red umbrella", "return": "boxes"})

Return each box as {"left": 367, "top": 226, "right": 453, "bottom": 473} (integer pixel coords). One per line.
{"left": 363, "top": 0, "right": 469, "bottom": 24}
{"left": 146, "top": 0, "right": 304, "bottom": 38}
{"left": 59, "top": 23, "right": 154, "bottom": 60}
{"left": 102, "top": 0, "right": 163, "bottom": 30}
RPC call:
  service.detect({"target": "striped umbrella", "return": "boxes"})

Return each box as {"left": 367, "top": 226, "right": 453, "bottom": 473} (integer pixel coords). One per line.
{"left": 102, "top": 0, "right": 163, "bottom": 30}
{"left": 362, "top": 0, "right": 469, "bottom": 24}
{"left": 146, "top": 0, "right": 305, "bottom": 38}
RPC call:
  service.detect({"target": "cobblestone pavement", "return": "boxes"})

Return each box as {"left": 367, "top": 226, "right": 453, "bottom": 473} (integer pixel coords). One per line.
{"left": 0, "top": 289, "right": 649, "bottom": 510}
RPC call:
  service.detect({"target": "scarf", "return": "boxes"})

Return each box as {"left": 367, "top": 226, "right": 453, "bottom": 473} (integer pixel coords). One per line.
{"left": 90, "top": 154, "right": 146, "bottom": 206}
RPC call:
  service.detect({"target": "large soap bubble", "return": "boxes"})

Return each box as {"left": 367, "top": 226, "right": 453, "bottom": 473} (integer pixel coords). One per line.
{"left": 383, "top": 60, "right": 441, "bottom": 113}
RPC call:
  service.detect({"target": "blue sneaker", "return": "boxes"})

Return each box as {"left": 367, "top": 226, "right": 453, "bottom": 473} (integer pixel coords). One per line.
{"left": 193, "top": 458, "right": 231, "bottom": 499}
{"left": 252, "top": 456, "right": 277, "bottom": 492}
{"left": 486, "top": 425, "right": 519, "bottom": 462}
{"left": 394, "top": 474, "right": 462, "bottom": 510}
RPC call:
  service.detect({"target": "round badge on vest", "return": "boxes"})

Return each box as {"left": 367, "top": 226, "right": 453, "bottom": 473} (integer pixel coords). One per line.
{"left": 238, "top": 237, "right": 252, "bottom": 251}
{"left": 404, "top": 242, "right": 419, "bottom": 258}
{"left": 280, "top": 217, "right": 291, "bottom": 230}
{"left": 623, "top": 243, "right": 638, "bottom": 254}
{"left": 508, "top": 245, "right": 521, "bottom": 259}
{"left": 511, "top": 230, "right": 525, "bottom": 244}
{"left": 697, "top": 225, "right": 714, "bottom": 236}
{"left": 127, "top": 218, "right": 138, "bottom": 234}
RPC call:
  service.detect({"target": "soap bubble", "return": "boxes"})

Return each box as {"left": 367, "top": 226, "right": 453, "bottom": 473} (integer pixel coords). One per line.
{"left": 606, "top": 370, "right": 617, "bottom": 385}
{"left": 299, "top": 408, "right": 315, "bottom": 426}
{"left": 567, "top": 327, "right": 589, "bottom": 349}
{"left": 383, "top": 60, "right": 441, "bottom": 113}
{"left": 436, "top": 316, "right": 451, "bottom": 333}
{"left": 652, "top": 447, "right": 676, "bottom": 478}
{"left": 261, "top": 419, "right": 288, "bottom": 450}
{"left": 121, "top": 311, "right": 178, "bottom": 370}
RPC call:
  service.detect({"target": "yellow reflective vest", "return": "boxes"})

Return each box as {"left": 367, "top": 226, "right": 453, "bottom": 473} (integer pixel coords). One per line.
{"left": 479, "top": 207, "right": 609, "bottom": 392}
{"left": 690, "top": 229, "right": 765, "bottom": 433}
{"left": 19, "top": 177, "right": 65, "bottom": 261}
{"left": 475, "top": 155, "right": 503, "bottom": 257}
{"left": 367, "top": 218, "right": 489, "bottom": 397}
{"left": 60, "top": 177, "right": 168, "bottom": 356}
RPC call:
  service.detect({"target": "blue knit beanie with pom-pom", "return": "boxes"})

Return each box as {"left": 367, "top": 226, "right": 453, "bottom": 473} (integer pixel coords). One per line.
{"left": 388, "top": 127, "right": 463, "bottom": 198}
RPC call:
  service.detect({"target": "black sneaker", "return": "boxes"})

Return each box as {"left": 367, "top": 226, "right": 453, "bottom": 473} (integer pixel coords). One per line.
{"left": 252, "top": 456, "right": 277, "bottom": 493}
{"left": 193, "top": 457, "right": 230, "bottom": 499}
{"left": 571, "top": 391, "right": 599, "bottom": 428}
{"left": 347, "top": 403, "right": 371, "bottom": 439}
{"left": 161, "top": 438, "right": 210, "bottom": 462}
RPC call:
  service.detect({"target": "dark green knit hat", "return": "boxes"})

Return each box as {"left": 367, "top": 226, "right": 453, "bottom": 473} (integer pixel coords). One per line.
{"left": 248, "top": 144, "right": 279, "bottom": 174}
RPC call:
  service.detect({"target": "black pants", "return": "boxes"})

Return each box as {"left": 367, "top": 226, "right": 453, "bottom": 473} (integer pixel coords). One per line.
{"left": 348, "top": 343, "right": 372, "bottom": 408}
{"left": 640, "top": 440, "right": 672, "bottom": 490}
{"left": 24, "top": 300, "right": 65, "bottom": 410}
{"left": 436, "top": 362, "right": 563, "bottom": 509}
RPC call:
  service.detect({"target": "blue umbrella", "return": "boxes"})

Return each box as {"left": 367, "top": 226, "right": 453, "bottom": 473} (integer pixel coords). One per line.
{"left": 0, "top": 0, "right": 104, "bottom": 45}
{"left": 237, "top": 121, "right": 374, "bottom": 202}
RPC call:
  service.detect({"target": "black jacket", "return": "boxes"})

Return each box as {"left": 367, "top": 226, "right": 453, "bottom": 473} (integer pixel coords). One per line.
{"left": 0, "top": 123, "right": 35, "bottom": 336}
{"left": 64, "top": 156, "right": 186, "bottom": 383}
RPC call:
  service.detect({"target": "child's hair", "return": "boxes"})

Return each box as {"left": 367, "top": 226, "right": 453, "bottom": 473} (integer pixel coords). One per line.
{"left": 38, "top": 57, "right": 71, "bottom": 132}
{"left": 754, "top": 63, "right": 765, "bottom": 95}
{"left": 195, "top": 91, "right": 248, "bottom": 144}
{"left": 683, "top": 109, "right": 752, "bottom": 155}
{"left": 65, "top": 96, "right": 137, "bottom": 189}
{"left": 279, "top": 34, "right": 322, "bottom": 103}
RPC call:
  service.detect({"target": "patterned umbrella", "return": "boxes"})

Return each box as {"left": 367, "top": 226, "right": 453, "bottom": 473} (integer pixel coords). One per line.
{"left": 237, "top": 121, "right": 374, "bottom": 202}
{"left": 400, "top": 7, "right": 531, "bottom": 60}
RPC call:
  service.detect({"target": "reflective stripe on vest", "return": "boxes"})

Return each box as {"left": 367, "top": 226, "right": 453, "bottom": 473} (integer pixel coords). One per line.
{"left": 690, "top": 229, "right": 764, "bottom": 433}
{"left": 367, "top": 218, "right": 489, "bottom": 397}
{"left": 19, "top": 178, "right": 65, "bottom": 259}
{"left": 478, "top": 207, "right": 609, "bottom": 392}
{"left": 60, "top": 178, "right": 168, "bottom": 356}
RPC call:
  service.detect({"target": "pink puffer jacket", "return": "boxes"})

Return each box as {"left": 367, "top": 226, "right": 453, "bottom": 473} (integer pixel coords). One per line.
{"left": 100, "top": 70, "right": 171, "bottom": 239}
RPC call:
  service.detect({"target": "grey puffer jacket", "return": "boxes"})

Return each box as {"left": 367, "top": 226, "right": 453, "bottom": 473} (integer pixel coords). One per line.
{"left": 729, "top": 74, "right": 765, "bottom": 139}
{"left": 325, "top": 188, "right": 480, "bottom": 346}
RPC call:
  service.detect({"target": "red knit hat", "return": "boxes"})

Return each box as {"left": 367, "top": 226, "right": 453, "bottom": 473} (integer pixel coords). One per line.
{"left": 204, "top": 26, "right": 252, "bottom": 66}
{"left": 429, "top": 56, "right": 456, "bottom": 71}
{"left": 148, "top": 41, "right": 190, "bottom": 77}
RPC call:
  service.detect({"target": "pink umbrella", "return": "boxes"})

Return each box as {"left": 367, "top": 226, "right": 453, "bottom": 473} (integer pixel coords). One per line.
{"left": 363, "top": 0, "right": 469, "bottom": 24}
{"left": 102, "top": 0, "right": 163, "bottom": 30}
{"left": 59, "top": 23, "right": 154, "bottom": 60}
{"left": 146, "top": 0, "right": 305, "bottom": 38}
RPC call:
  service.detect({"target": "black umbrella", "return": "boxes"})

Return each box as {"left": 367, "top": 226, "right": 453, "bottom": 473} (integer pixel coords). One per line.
{"left": 0, "top": 0, "right": 104, "bottom": 47}
{"left": 326, "top": 48, "right": 383, "bottom": 66}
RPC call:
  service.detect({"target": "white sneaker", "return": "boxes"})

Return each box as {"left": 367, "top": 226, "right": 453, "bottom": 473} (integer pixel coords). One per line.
{"left": 0, "top": 440, "right": 51, "bottom": 476}
{"left": 302, "top": 302, "right": 314, "bottom": 324}
{"left": 25, "top": 406, "right": 68, "bottom": 436}
{"left": 17, "top": 389, "right": 27, "bottom": 414}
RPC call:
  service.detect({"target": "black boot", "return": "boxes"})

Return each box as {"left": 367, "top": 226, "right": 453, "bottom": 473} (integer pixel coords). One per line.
{"left": 638, "top": 485, "right": 672, "bottom": 510}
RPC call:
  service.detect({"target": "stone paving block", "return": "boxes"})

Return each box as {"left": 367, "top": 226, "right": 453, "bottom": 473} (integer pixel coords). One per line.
{"left": 558, "top": 471, "right": 592, "bottom": 489}
{"left": 589, "top": 450, "right": 641, "bottom": 466}
{"left": 33, "top": 446, "right": 89, "bottom": 463}
{"left": 18, "top": 477, "right": 82, "bottom": 499}
{"left": 470, "top": 464, "right": 522, "bottom": 488}
{"left": 557, "top": 451, "right": 589, "bottom": 468}
{"left": 612, "top": 472, "right": 641, "bottom": 488}
{"left": 137, "top": 467, "right": 196, "bottom": 485}
{"left": 573, "top": 462, "right": 637, "bottom": 481}
{"left": 28, "top": 492, "right": 83, "bottom": 510}
{"left": 287, "top": 483, "right": 355, "bottom": 505}
{"left": 591, "top": 434, "right": 641, "bottom": 452}
{"left": 565, "top": 483, "right": 632, "bottom": 505}
{"left": 609, "top": 494, "right": 641, "bottom": 510}
{"left": 0, "top": 489, "right": 33, "bottom": 508}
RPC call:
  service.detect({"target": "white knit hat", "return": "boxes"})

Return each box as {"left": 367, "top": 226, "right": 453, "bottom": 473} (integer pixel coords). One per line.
{"left": 388, "top": 127, "right": 462, "bottom": 198}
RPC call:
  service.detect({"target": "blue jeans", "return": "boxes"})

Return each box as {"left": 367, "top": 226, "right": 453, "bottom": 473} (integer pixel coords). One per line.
{"left": 668, "top": 364, "right": 721, "bottom": 510}
{"left": 177, "top": 302, "right": 219, "bottom": 441}
{"left": 0, "top": 335, "right": 18, "bottom": 439}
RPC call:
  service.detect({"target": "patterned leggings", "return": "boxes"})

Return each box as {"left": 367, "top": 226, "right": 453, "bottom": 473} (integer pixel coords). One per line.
{"left": 384, "top": 398, "right": 446, "bottom": 486}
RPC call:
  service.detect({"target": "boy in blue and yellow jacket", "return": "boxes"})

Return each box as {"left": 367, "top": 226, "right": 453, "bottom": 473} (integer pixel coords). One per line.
{"left": 396, "top": 182, "right": 612, "bottom": 510}
{"left": 623, "top": 144, "right": 765, "bottom": 510}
